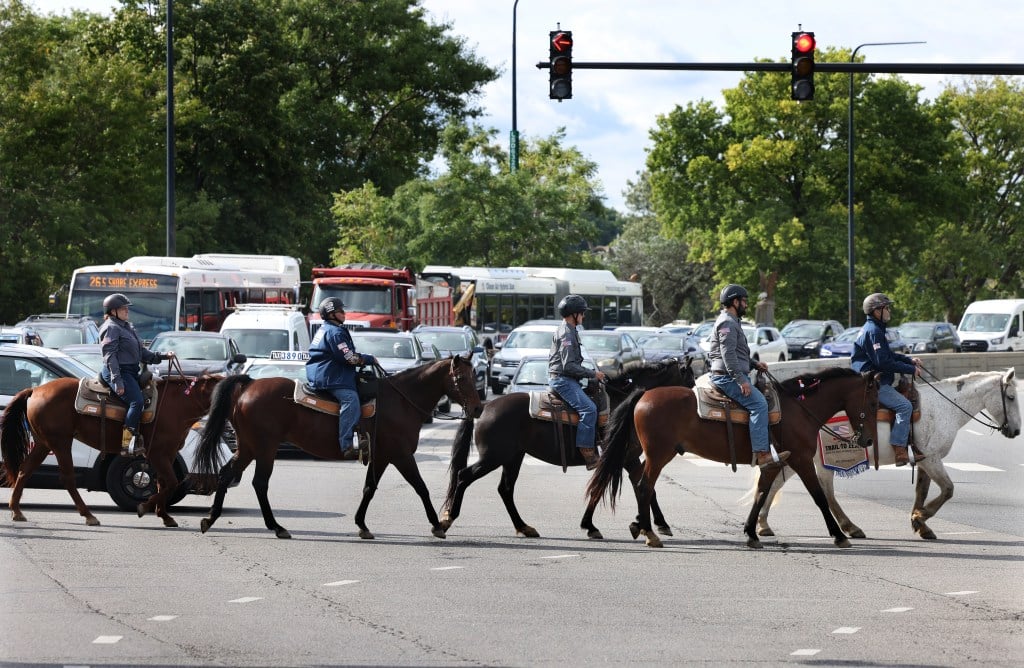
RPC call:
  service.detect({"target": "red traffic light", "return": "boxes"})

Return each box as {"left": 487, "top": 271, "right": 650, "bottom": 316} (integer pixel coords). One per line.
{"left": 551, "top": 31, "right": 573, "bottom": 53}
{"left": 793, "top": 32, "right": 815, "bottom": 53}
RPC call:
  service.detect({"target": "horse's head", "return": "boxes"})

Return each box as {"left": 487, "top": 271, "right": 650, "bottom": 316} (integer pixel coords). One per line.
{"left": 445, "top": 354, "right": 484, "bottom": 419}
{"left": 999, "top": 368, "right": 1020, "bottom": 438}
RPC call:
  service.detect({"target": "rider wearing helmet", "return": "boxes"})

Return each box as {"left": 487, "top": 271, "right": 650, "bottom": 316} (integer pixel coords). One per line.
{"left": 851, "top": 292, "right": 924, "bottom": 466}
{"left": 708, "top": 284, "right": 790, "bottom": 469}
{"left": 306, "top": 297, "right": 378, "bottom": 460}
{"left": 548, "top": 295, "right": 607, "bottom": 469}
{"left": 98, "top": 293, "right": 175, "bottom": 456}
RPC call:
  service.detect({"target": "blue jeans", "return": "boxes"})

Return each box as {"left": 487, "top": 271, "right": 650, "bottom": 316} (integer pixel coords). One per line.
{"left": 548, "top": 375, "right": 597, "bottom": 449}
{"left": 710, "top": 372, "right": 770, "bottom": 453}
{"left": 101, "top": 365, "right": 144, "bottom": 431}
{"left": 328, "top": 387, "right": 360, "bottom": 452}
{"left": 878, "top": 383, "right": 912, "bottom": 447}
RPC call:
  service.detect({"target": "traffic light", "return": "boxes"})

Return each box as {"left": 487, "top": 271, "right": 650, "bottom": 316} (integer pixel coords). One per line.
{"left": 791, "top": 31, "right": 815, "bottom": 101}
{"left": 549, "top": 30, "right": 573, "bottom": 101}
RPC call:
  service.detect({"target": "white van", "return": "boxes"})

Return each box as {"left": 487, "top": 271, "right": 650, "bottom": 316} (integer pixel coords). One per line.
{"left": 957, "top": 299, "right": 1024, "bottom": 352}
{"left": 220, "top": 304, "right": 311, "bottom": 358}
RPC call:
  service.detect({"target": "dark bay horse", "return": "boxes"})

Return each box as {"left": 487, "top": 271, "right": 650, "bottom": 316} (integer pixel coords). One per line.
{"left": 193, "top": 355, "right": 483, "bottom": 540}
{"left": 587, "top": 368, "right": 880, "bottom": 548}
{"left": 1, "top": 373, "right": 221, "bottom": 527}
{"left": 441, "top": 358, "right": 694, "bottom": 539}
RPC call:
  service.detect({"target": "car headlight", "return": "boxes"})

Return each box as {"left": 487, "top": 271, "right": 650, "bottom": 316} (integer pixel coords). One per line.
{"left": 990, "top": 336, "right": 1004, "bottom": 345}
{"left": 803, "top": 341, "right": 819, "bottom": 350}
{"left": 597, "top": 358, "right": 616, "bottom": 367}
{"left": 913, "top": 342, "right": 926, "bottom": 352}
{"left": 820, "top": 349, "right": 833, "bottom": 357}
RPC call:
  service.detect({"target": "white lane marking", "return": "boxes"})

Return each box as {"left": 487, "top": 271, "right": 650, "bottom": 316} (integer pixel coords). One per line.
{"left": 945, "top": 463, "right": 1003, "bottom": 472}
{"left": 833, "top": 627, "right": 861, "bottom": 634}
{"left": 430, "top": 566, "right": 464, "bottom": 571}
{"left": 149, "top": 615, "right": 178, "bottom": 621}
{"left": 791, "top": 649, "right": 820, "bottom": 656}
{"left": 92, "top": 636, "right": 123, "bottom": 644}
{"left": 945, "top": 590, "right": 979, "bottom": 596}
{"left": 323, "top": 580, "right": 359, "bottom": 587}
{"left": 882, "top": 607, "right": 914, "bottom": 613}
{"left": 541, "top": 554, "right": 579, "bottom": 560}
{"left": 688, "top": 458, "right": 730, "bottom": 467}
{"left": 228, "top": 596, "right": 263, "bottom": 603}
{"left": 963, "top": 428, "right": 983, "bottom": 436}
{"left": 941, "top": 531, "right": 983, "bottom": 536}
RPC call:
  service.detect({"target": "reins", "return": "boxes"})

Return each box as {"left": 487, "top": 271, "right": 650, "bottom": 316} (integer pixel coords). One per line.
{"left": 379, "top": 358, "right": 473, "bottom": 421}
{"left": 916, "top": 366, "right": 1009, "bottom": 432}
{"left": 762, "top": 369, "right": 871, "bottom": 446}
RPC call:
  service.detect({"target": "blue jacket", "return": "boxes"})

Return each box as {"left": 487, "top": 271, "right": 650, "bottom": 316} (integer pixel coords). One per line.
{"left": 99, "top": 316, "right": 164, "bottom": 384}
{"left": 851, "top": 316, "right": 915, "bottom": 385}
{"left": 306, "top": 321, "right": 374, "bottom": 391}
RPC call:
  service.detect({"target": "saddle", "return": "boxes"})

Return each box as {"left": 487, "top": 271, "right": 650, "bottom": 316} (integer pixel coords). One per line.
{"left": 293, "top": 381, "right": 376, "bottom": 419}
{"left": 527, "top": 387, "right": 610, "bottom": 427}
{"left": 74, "top": 372, "right": 157, "bottom": 423}
{"left": 877, "top": 376, "right": 921, "bottom": 424}
{"left": 693, "top": 373, "right": 781, "bottom": 426}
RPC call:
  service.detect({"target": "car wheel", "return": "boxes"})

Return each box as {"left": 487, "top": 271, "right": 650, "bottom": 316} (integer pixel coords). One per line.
{"left": 491, "top": 383, "right": 505, "bottom": 395}
{"left": 477, "top": 385, "right": 487, "bottom": 400}
{"left": 104, "top": 455, "right": 187, "bottom": 512}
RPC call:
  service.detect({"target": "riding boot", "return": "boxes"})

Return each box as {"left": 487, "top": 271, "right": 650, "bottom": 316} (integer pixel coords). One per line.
{"left": 910, "top": 444, "right": 927, "bottom": 463}
{"left": 357, "top": 432, "right": 370, "bottom": 466}
{"left": 754, "top": 450, "right": 790, "bottom": 469}
{"left": 120, "top": 428, "right": 133, "bottom": 456}
{"left": 579, "top": 447, "right": 600, "bottom": 471}
{"left": 892, "top": 445, "right": 911, "bottom": 466}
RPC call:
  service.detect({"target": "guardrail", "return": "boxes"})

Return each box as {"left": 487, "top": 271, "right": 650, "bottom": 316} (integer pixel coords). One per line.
{"left": 764, "top": 351, "right": 1024, "bottom": 382}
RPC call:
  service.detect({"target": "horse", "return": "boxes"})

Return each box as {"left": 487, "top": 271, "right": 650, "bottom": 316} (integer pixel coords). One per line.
{"left": 193, "top": 354, "right": 484, "bottom": 540}
{"left": 587, "top": 368, "right": 881, "bottom": 549}
{"left": 755, "top": 368, "right": 1020, "bottom": 540}
{"left": 440, "top": 358, "right": 694, "bottom": 539}
{"left": 1, "top": 372, "right": 221, "bottom": 527}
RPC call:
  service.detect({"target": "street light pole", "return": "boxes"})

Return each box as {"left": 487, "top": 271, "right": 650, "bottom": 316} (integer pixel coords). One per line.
{"left": 166, "top": 0, "right": 176, "bottom": 255}
{"left": 510, "top": 0, "right": 521, "bottom": 172}
{"left": 847, "top": 40, "right": 924, "bottom": 327}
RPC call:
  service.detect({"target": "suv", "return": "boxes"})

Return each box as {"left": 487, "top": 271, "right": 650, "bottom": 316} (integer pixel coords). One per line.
{"left": 14, "top": 314, "right": 100, "bottom": 349}
{"left": 0, "top": 325, "right": 44, "bottom": 346}
{"left": 413, "top": 325, "right": 489, "bottom": 399}
{"left": 219, "top": 304, "right": 311, "bottom": 359}
{"left": 489, "top": 323, "right": 560, "bottom": 395}
{"left": 780, "top": 319, "right": 846, "bottom": 360}
{"left": 148, "top": 331, "right": 247, "bottom": 376}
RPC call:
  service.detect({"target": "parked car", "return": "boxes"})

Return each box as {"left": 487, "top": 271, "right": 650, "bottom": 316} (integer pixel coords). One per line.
{"left": 14, "top": 314, "right": 100, "bottom": 348}
{"left": 898, "top": 321, "right": 961, "bottom": 353}
{"left": 636, "top": 332, "right": 706, "bottom": 376}
{"left": 0, "top": 325, "right": 44, "bottom": 346}
{"left": 698, "top": 323, "right": 788, "bottom": 363}
{"left": 59, "top": 343, "right": 104, "bottom": 373}
{"left": 818, "top": 326, "right": 907, "bottom": 358}
{"left": 413, "top": 324, "right": 489, "bottom": 400}
{"left": 578, "top": 330, "right": 645, "bottom": 377}
{"left": 508, "top": 355, "right": 598, "bottom": 394}
{"left": 612, "top": 325, "right": 665, "bottom": 339}
{"left": 489, "top": 323, "right": 560, "bottom": 395}
{"left": 779, "top": 319, "right": 845, "bottom": 359}
{"left": 0, "top": 344, "right": 235, "bottom": 511}
{"left": 148, "top": 331, "right": 247, "bottom": 376}
{"left": 350, "top": 330, "right": 449, "bottom": 416}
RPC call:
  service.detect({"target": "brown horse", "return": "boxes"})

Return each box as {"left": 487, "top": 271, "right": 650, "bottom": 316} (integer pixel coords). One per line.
{"left": 587, "top": 368, "right": 880, "bottom": 548}
{"left": 1, "top": 373, "right": 222, "bottom": 527}
{"left": 441, "top": 358, "right": 694, "bottom": 539}
{"left": 193, "top": 355, "right": 484, "bottom": 540}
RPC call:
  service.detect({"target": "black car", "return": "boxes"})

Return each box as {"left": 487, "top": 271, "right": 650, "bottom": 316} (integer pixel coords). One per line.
{"left": 897, "top": 321, "right": 961, "bottom": 353}
{"left": 413, "top": 325, "right": 489, "bottom": 400}
{"left": 15, "top": 313, "right": 100, "bottom": 348}
{"left": 148, "top": 331, "right": 247, "bottom": 376}
{"left": 780, "top": 319, "right": 846, "bottom": 360}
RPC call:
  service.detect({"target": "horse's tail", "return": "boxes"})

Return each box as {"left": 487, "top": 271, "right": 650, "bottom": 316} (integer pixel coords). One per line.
{"left": 587, "top": 387, "right": 643, "bottom": 511}
{"left": 0, "top": 389, "right": 33, "bottom": 486}
{"left": 444, "top": 418, "right": 475, "bottom": 509}
{"left": 194, "top": 374, "right": 252, "bottom": 478}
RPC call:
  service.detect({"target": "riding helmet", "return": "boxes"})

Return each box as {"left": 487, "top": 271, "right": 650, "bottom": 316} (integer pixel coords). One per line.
{"left": 862, "top": 292, "right": 893, "bottom": 315}
{"left": 558, "top": 294, "right": 590, "bottom": 317}
{"left": 719, "top": 284, "right": 749, "bottom": 306}
{"left": 318, "top": 297, "right": 346, "bottom": 321}
{"left": 103, "top": 293, "right": 132, "bottom": 313}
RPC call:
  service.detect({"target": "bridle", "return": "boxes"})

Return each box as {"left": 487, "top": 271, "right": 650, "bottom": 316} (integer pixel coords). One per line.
{"left": 765, "top": 370, "right": 875, "bottom": 448}
{"left": 385, "top": 356, "right": 475, "bottom": 419}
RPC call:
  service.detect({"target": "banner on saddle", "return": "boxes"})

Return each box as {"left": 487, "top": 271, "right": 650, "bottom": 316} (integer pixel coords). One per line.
{"left": 818, "top": 413, "right": 868, "bottom": 477}
{"left": 693, "top": 374, "right": 781, "bottom": 425}
{"left": 74, "top": 377, "right": 157, "bottom": 423}
{"left": 293, "top": 380, "right": 375, "bottom": 418}
{"left": 527, "top": 389, "right": 609, "bottom": 427}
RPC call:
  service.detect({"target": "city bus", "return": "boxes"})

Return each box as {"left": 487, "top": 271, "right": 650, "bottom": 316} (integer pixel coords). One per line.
{"left": 66, "top": 254, "right": 301, "bottom": 342}
{"left": 420, "top": 265, "right": 643, "bottom": 341}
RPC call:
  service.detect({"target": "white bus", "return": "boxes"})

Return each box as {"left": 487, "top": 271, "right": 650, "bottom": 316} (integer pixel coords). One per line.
{"left": 420, "top": 265, "right": 643, "bottom": 341}
{"left": 66, "top": 254, "right": 301, "bottom": 342}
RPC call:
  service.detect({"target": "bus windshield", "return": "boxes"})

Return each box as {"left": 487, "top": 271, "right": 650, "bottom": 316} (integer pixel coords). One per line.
{"left": 68, "top": 273, "right": 179, "bottom": 342}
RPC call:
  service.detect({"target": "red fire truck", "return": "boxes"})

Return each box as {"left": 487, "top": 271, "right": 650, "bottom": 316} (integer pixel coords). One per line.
{"left": 309, "top": 264, "right": 452, "bottom": 335}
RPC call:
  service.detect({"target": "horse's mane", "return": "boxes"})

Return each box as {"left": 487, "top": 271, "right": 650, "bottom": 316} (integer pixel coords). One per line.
{"left": 388, "top": 356, "right": 466, "bottom": 386}
{"left": 778, "top": 367, "right": 859, "bottom": 392}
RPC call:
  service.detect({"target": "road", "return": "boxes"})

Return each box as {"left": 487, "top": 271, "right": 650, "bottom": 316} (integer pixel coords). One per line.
{"left": 2, "top": 414, "right": 1023, "bottom": 666}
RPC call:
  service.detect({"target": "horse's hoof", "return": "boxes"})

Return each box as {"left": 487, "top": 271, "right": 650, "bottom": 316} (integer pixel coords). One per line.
{"left": 137, "top": 503, "right": 147, "bottom": 518}
{"left": 835, "top": 537, "right": 852, "bottom": 548}
{"left": 644, "top": 532, "right": 664, "bottom": 548}
{"left": 746, "top": 537, "right": 763, "bottom": 549}
{"left": 918, "top": 527, "right": 937, "bottom": 540}
{"left": 200, "top": 518, "right": 211, "bottom": 533}
{"left": 12, "top": 512, "right": 26, "bottom": 522}
{"left": 358, "top": 529, "right": 375, "bottom": 540}
{"left": 757, "top": 527, "right": 775, "bottom": 537}
{"left": 587, "top": 529, "right": 603, "bottom": 540}
{"left": 847, "top": 528, "right": 866, "bottom": 539}
{"left": 85, "top": 516, "right": 100, "bottom": 527}
{"left": 516, "top": 526, "right": 540, "bottom": 538}
{"left": 275, "top": 528, "right": 292, "bottom": 539}
{"left": 629, "top": 522, "right": 641, "bottom": 540}
{"left": 432, "top": 527, "right": 447, "bottom": 539}
{"left": 656, "top": 524, "right": 673, "bottom": 537}
{"left": 163, "top": 517, "right": 178, "bottom": 528}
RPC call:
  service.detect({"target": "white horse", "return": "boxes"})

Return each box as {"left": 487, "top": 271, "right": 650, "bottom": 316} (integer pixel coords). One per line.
{"left": 756, "top": 369, "right": 1020, "bottom": 540}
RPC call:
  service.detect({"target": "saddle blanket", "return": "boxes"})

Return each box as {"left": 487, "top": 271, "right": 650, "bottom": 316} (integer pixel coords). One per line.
{"left": 527, "top": 391, "right": 609, "bottom": 427}
{"left": 293, "top": 381, "right": 375, "bottom": 418}
{"left": 818, "top": 413, "right": 869, "bottom": 477}
{"left": 693, "top": 374, "right": 781, "bottom": 425}
{"left": 74, "top": 377, "right": 156, "bottom": 423}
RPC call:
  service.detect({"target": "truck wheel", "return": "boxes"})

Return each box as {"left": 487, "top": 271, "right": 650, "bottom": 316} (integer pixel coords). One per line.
{"left": 105, "top": 455, "right": 187, "bottom": 512}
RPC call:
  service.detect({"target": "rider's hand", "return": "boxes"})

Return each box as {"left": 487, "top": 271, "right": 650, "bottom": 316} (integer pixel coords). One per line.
{"left": 595, "top": 370, "right": 607, "bottom": 383}
{"left": 112, "top": 381, "right": 125, "bottom": 395}
{"left": 165, "top": 351, "right": 176, "bottom": 359}
{"left": 755, "top": 361, "right": 768, "bottom": 373}
{"left": 739, "top": 380, "right": 752, "bottom": 397}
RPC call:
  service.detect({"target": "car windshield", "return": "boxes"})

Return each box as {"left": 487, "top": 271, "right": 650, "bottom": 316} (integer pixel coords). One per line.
{"left": 246, "top": 362, "right": 306, "bottom": 380}
{"left": 415, "top": 332, "right": 470, "bottom": 352}
{"left": 505, "top": 331, "right": 553, "bottom": 349}
{"left": 899, "top": 323, "right": 934, "bottom": 339}
{"left": 220, "top": 328, "right": 289, "bottom": 358}
{"left": 36, "top": 328, "right": 86, "bottom": 348}
{"left": 578, "top": 333, "right": 620, "bottom": 352}
{"left": 693, "top": 322, "right": 714, "bottom": 338}
{"left": 959, "top": 313, "right": 1009, "bottom": 333}
{"left": 743, "top": 327, "right": 758, "bottom": 344}
{"left": 637, "top": 334, "right": 685, "bottom": 351}
{"left": 782, "top": 323, "right": 825, "bottom": 338}
{"left": 513, "top": 360, "right": 550, "bottom": 386}
{"left": 151, "top": 336, "right": 227, "bottom": 360}
{"left": 352, "top": 336, "right": 416, "bottom": 359}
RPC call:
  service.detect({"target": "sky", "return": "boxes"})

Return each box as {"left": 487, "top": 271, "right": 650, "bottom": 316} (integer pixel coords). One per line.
{"left": 28, "top": 0, "right": 1024, "bottom": 211}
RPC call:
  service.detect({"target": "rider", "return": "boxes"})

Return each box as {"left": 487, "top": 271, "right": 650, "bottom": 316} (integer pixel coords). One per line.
{"left": 306, "top": 297, "right": 377, "bottom": 460}
{"left": 708, "top": 284, "right": 790, "bottom": 469}
{"left": 851, "top": 292, "right": 924, "bottom": 466}
{"left": 548, "top": 295, "right": 607, "bottom": 470}
{"left": 99, "top": 293, "right": 175, "bottom": 456}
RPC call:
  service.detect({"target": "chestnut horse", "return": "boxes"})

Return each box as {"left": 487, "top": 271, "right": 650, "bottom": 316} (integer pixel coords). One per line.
{"left": 193, "top": 355, "right": 483, "bottom": 540}
{"left": 441, "top": 358, "right": 694, "bottom": 539}
{"left": 587, "top": 368, "right": 880, "bottom": 548}
{"left": 1, "top": 373, "right": 221, "bottom": 527}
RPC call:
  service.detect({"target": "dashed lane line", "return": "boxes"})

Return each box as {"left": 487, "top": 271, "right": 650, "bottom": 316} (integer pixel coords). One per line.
{"left": 92, "top": 636, "right": 122, "bottom": 644}
{"left": 323, "top": 580, "right": 360, "bottom": 587}
{"left": 228, "top": 596, "right": 263, "bottom": 603}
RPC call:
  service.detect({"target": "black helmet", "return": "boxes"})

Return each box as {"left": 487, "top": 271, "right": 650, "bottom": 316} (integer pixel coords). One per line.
{"left": 862, "top": 292, "right": 893, "bottom": 315}
{"left": 103, "top": 293, "right": 132, "bottom": 313}
{"left": 558, "top": 294, "right": 590, "bottom": 317}
{"left": 719, "top": 284, "right": 749, "bottom": 306}
{"left": 318, "top": 297, "right": 345, "bottom": 321}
